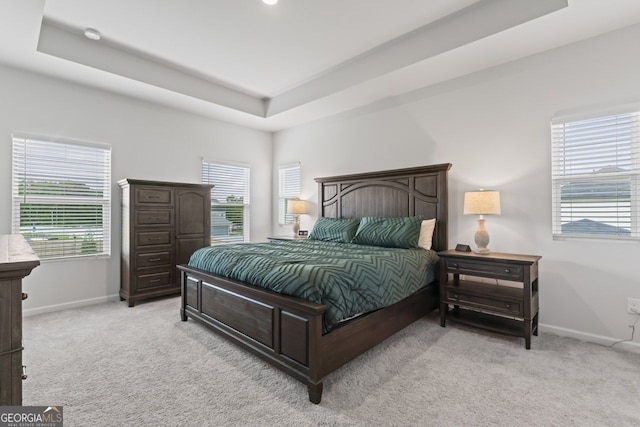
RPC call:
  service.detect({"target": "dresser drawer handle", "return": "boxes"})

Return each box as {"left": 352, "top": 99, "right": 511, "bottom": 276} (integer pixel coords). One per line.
{"left": 148, "top": 258, "right": 162, "bottom": 262}
{"left": 148, "top": 237, "right": 161, "bottom": 241}
{"left": 505, "top": 303, "right": 511, "bottom": 309}
{"left": 453, "top": 293, "right": 459, "bottom": 299}
{"left": 452, "top": 263, "right": 459, "bottom": 268}
{"left": 21, "top": 292, "right": 28, "bottom": 301}
{"left": 504, "top": 269, "right": 511, "bottom": 273}
{"left": 149, "top": 279, "right": 163, "bottom": 283}
{"left": 148, "top": 196, "right": 161, "bottom": 199}
{"left": 22, "top": 365, "right": 27, "bottom": 380}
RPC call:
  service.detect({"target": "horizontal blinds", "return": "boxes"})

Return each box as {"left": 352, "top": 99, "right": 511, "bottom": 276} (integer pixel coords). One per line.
{"left": 551, "top": 112, "right": 640, "bottom": 239}
{"left": 12, "top": 135, "right": 112, "bottom": 259}
{"left": 278, "top": 164, "right": 300, "bottom": 225}
{"left": 202, "top": 161, "right": 250, "bottom": 244}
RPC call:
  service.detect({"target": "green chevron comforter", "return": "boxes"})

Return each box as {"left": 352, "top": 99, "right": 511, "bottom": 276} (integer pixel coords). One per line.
{"left": 188, "top": 240, "right": 439, "bottom": 333}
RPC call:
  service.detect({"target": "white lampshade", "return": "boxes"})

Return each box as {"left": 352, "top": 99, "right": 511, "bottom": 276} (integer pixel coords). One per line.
{"left": 463, "top": 191, "right": 501, "bottom": 215}
{"left": 287, "top": 199, "right": 307, "bottom": 215}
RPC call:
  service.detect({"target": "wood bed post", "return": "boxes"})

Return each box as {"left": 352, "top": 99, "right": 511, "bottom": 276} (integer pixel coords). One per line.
{"left": 180, "top": 269, "right": 188, "bottom": 322}
{"left": 307, "top": 382, "right": 323, "bottom": 404}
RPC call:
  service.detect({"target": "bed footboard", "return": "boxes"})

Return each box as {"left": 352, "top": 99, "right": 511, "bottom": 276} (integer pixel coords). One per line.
{"left": 179, "top": 264, "right": 438, "bottom": 404}
{"left": 179, "top": 265, "right": 327, "bottom": 402}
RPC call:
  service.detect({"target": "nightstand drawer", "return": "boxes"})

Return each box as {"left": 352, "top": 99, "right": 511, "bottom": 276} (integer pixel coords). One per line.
{"left": 446, "top": 288, "right": 522, "bottom": 316}
{"left": 445, "top": 259, "right": 523, "bottom": 281}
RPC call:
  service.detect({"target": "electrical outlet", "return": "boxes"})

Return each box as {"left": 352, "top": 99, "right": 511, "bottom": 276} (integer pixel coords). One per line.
{"left": 627, "top": 298, "right": 640, "bottom": 314}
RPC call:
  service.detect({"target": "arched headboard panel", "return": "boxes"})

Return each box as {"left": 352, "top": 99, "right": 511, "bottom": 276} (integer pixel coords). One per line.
{"left": 315, "top": 163, "right": 452, "bottom": 252}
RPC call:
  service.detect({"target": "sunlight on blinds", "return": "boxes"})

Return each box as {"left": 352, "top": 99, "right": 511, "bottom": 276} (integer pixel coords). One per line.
{"left": 551, "top": 112, "right": 640, "bottom": 239}
{"left": 202, "top": 160, "right": 250, "bottom": 244}
{"left": 278, "top": 163, "right": 300, "bottom": 225}
{"left": 12, "top": 135, "right": 112, "bottom": 259}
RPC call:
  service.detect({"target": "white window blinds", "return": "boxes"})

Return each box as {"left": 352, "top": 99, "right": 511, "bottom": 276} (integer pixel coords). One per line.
{"left": 12, "top": 135, "right": 112, "bottom": 259}
{"left": 202, "top": 160, "right": 250, "bottom": 244}
{"left": 551, "top": 111, "right": 640, "bottom": 239}
{"left": 278, "top": 163, "right": 301, "bottom": 225}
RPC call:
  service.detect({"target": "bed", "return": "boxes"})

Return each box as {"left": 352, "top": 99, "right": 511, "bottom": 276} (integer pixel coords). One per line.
{"left": 178, "top": 163, "right": 451, "bottom": 403}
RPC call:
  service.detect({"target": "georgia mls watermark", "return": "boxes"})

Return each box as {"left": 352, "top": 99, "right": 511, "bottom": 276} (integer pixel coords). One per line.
{"left": 0, "top": 406, "right": 63, "bottom": 427}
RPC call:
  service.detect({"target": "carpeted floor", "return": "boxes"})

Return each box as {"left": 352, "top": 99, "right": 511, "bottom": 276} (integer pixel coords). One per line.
{"left": 23, "top": 297, "right": 640, "bottom": 426}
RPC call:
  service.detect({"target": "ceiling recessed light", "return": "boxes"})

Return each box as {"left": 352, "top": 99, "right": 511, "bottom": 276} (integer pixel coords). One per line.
{"left": 262, "top": 0, "right": 278, "bottom": 5}
{"left": 84, "top": 28, "right": 101, "bottom": 41}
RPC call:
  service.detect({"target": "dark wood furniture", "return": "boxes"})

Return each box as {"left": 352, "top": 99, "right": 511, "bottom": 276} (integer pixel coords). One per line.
{"left": 0, "top": 235, "right": 40, "bottom": 406}
{"left": 178, "top": 163, "right": 451, "bottom": 403}
{"left": 119, "top": 179, "right": 213, "bottom": 307}
{"left": 267, "top": 236, "right": 308, "bottom": 241}
{"left": 438, "top": 250, "right": 541, "bottom": 349}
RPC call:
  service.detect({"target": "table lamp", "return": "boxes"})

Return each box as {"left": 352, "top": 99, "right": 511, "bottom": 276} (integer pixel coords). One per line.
{"left": 287, "top": 199, "right": 307, "bottom": 237}
{"left": 463, "top": 190, "right": 501, "bottom": 254}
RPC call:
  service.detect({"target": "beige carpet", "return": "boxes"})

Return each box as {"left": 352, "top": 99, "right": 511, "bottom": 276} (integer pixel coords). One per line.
{"left": 23, "top": 297, "right": 640, "bottom": 426}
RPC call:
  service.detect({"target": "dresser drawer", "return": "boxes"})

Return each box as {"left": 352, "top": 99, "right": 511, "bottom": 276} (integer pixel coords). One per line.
{"left": 136, "top": 187, "right": 173, "bottom": 204}
{"left": 136, "top": 251, "right": 172, "bottom": 269}
{"left": 136, "top": 209, "right": 173, "bottom": 226}
{"left": 137, "top": 230, "right": 172, "bottom": 247}
{"left": 445, "top": 288, "right": 523, "bottom": 317}
{"left": 136, "top": 270, "right": 172, "bottom": 290}
{"left": 445, "top": 259, "right": 523, "bottom": 281}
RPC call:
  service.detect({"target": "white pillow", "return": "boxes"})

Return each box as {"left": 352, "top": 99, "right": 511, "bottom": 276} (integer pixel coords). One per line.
{"left": 418, "top": 219, "right": 436, "bottom": 250}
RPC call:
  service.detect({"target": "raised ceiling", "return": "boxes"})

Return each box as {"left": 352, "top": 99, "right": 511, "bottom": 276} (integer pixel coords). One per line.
{"left": 1, "top": 0, "right": 640, "bottom": 131}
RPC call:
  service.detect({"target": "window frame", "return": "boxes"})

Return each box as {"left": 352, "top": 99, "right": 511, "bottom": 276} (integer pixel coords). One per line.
{"left": 11, "top": 134, "right": 112, "bottom": 260}
{"left": 551, "top": 107, "right": 640, "bottom": 241}
{"left": 202, "top": 159, "right": 250, "bottom": 244}
{"left": 278, "top": 163, "right": 301, "bottom": 226}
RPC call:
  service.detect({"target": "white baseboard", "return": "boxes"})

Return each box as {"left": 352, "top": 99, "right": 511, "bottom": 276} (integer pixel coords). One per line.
{"left": 23, "top": 294, "right": 121, "bottom": 317}
{"left": 539, "top": 323, "right": 640, "bottom": 354}
{"left": 22, "top": 299, "right": 640, "bottom": 354}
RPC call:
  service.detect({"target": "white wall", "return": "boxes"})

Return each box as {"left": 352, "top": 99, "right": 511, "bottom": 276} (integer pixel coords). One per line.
{"left": 0, "top": 65, "right": 272, "bottom": 315}
{"left": 273, "top": 24, "right": 640, "bottom": 350}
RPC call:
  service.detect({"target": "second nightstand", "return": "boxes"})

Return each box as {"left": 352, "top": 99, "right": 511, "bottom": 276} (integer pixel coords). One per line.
{"left": 438, "top": 250, "right": 541, "bottom": 349}
{"left": 267, "top": 236, "right": 308, "bottom": 242}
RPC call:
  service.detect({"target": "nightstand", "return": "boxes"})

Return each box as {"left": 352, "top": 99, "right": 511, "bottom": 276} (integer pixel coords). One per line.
{"left": 267, "top": 236, "right": 308, "bottom": 241}
{"left": 438, "top": 250, "right": 541, "bottom": 349}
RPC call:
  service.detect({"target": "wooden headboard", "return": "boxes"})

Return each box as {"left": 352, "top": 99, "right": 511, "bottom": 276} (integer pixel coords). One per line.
{"left": 315, "top": 163, "right": 452, "bottom": 252}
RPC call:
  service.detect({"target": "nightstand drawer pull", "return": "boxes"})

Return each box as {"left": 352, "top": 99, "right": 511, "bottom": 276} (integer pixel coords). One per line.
{"left": 148, "top": 258, "right": 162, "bottom": 262}
{"left": 505, "top": 303, "right": 511, "bottom": 309}
{"left": 504, "top": 269, "right": 510, "bottom": 273}
{"left": 452, "top": 263, "right": 459, "bottom": 268}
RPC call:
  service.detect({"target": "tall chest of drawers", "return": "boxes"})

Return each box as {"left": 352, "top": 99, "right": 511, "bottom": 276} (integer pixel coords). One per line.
{"left": 119, "top": 179, "right": 213, "bottom": 307}
{"left": 0, "top": 234, "right": 40, "bottom": 406}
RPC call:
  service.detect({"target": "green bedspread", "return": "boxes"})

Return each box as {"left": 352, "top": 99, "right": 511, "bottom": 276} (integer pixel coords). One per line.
{"left": 188, "top": 239, "right": 439, "bottom": 333}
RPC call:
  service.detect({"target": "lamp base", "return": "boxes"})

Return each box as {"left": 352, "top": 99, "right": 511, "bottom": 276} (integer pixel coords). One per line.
{"left": 474, "top": 218, "right": 491, "bottom": 255}
{"left": 292, "top": 215, "right": 300, "bottom": 237}
{"left": 473, "top": 247, "right": 491, "bottom": 255}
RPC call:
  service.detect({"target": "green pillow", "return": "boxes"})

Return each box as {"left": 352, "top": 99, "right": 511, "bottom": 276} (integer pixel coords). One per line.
{"left": 309, "top": 217, "right": 360, "bottom": 243}
{"left": 352, "top": 216, "right": 422, "bottom": 249}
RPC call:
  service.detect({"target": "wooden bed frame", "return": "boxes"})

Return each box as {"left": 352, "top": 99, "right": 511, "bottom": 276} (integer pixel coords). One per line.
{"left": 178, "top": 163, "right": 451, "bottom": 403}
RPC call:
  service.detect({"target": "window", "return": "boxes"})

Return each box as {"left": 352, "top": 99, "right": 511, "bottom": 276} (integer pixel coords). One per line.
{"left": 202, "top": 160, "right": 250, "bottom": 244}
{"left": 278, "top": 163, "right": 301, "bottom": 225}
{"left": 551, "top": 110, "right": 640, "bottom": 239}
{"left": 12, "top": 135, "right": 111, "bottom": 259}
